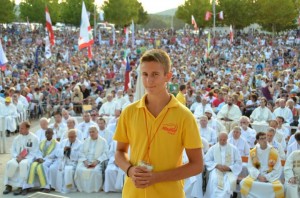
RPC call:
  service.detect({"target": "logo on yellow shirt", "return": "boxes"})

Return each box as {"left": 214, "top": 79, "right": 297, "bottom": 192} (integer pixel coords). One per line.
{"left": 162, "top": 123, "right": 178, "bottom": 135}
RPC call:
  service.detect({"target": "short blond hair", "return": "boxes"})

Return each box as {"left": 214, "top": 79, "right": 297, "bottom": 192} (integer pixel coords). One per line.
{"left": 140, "top": 49, "right": 171, "bottom": 74}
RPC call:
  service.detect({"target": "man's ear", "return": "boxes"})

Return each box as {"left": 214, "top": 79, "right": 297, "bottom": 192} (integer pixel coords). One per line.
{"left": 166, "top": 72, "right": 172, "bottom": 80}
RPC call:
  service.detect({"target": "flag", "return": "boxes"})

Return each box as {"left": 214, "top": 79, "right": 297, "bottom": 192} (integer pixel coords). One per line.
{"left": 98, "top": 29, "right": 102, "bottom": 45}
{"left": 229, "top": 25, "right": 234, "bottom": 45}
{"left": 112, "top": 27, "right": 116, "bottom": 45}
{"left": 0, "top": 39, "right": 8, "bottom": 71}
{"left": 45, "top": 6, "right": 55, "bottom": 46}
{"left": 78, "top": 1, "right": 94, "bottom": 58}
{"left": 99, "top": 11, "right": 104, "bottom": 21}
{"left": 219, "top": 11, "right": 224, "bottom": 20}
{"left": 205, "top": 11, "right": 212, "bottom": 21}
{"left": 124, "top": 56, "right": 131, "bottom": 91}
{"left": 124, "top": 27, "right": 129, "bottom": 45}
{"left": 45, "top": 36, "right": 52, "bottom": 59}
{"left": 131, "top": 20, "right": 135, "bottom": 47}
{"left": 191, "top": 15, "right": 198, "bottom": 30}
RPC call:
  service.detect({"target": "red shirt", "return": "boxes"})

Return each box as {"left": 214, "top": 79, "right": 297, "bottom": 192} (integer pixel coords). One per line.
{"left": 212, "top": 98, "right": 224, "bottom": 108}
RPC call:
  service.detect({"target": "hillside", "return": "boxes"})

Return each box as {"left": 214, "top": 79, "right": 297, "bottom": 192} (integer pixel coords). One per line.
{"left": 154, "top": 8, "right": 177, "bottom": 16}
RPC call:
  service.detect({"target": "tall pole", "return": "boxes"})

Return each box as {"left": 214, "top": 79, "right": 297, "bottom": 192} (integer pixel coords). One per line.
{"left": 213, "top": 0, "right": 216, "bottom": 38}
{"left": 94, "top": 0, "right": 97, "bottom": 38}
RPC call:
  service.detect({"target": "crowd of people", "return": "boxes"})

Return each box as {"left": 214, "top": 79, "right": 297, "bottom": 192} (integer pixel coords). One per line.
{"left": 1, "top": 23, "right": 300, "bottom": 197}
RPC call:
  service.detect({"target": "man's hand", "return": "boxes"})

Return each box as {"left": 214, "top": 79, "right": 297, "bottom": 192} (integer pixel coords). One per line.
{"left": 258, "top": 175, "right": 267, "bottom": 182}
{"left": 216, "top": 164, "right": 231, "bottom": 172}
{"left": 84, "top": 161, "right": 89, "bottom": 168}
{"left": 288, "top": 177, "right": 297, "bottom": 184}
{"left": 130, "top": 166, "right": 155, "bottom": 188}
{"left": 16, "top": 156, "right": 24, "bottom": 163}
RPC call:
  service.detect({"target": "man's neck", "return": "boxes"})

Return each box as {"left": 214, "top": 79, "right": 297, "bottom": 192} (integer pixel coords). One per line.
{"left": 260, "top": 145, "right": 267, "bottom": 150}
{"left": 146, "top": 92, "right": 170, "bottom": 117}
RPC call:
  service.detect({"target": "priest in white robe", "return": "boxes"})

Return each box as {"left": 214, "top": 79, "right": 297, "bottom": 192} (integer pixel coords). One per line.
{"left": 0, "top": 97, "right": 18, "bottom": 136}
{"left": 194, "top": 98, "right": 216, "bottom": 119}
{"left": 204, "top": 132, "right": 242, "bottom": 198}
{"left": 287, "top": 133, "right": 300, "bottom": 157}
{"left": 103, "top": 140, "right": 125, "bottom": 192}
{"left": 77, "top": 112, "right": 99, "bottom": 140}
{"left": 250, "top": 97, "right": 274, "bottom": 133}
{"left": 23, "top": 128, "right": 59, "bottom": 194}
{"left": 228, "top": 126, "right": 250, "bottom": 157}
{"left": 75, "top": 126, "right": 109, "bottom": 193}
{"left": 61, "top": 117, "right": 83, "bottom": 141}
{"left": 199, "top": 115, "right": 217, "bottom": 146}
{"left": 284, "top": 150, "right": 300, "bottom": 198}
{"left": 3, "top": 122, "right": 39, "bottom": 195}
{"left": 273, "top": 99, "right": 293, "bottom": 124}
{"left": 50, "top": 129, "right": 82, "bottom": 193}
{"left": 98, "top": 94, "right": 117, "bottom": 116}
{"left": 35, "top": 117, "right": 53, "bottom": 142}
{"left": 217, "top": 96, "right": 242, "bottom": 132}
{"left": 266, "top": 127, "right": 286, "bottom": 160}
{"left": 49, "top": 111, "right": 67, "bottom": 142}
{"left": 240, "top": 132, "right": 284, "bottom": 198}
{"left": 205, "top": 109, "right": 226, "bottom": 136}
{"left": 97, "top": 117, "right": 114, "bottom": 147}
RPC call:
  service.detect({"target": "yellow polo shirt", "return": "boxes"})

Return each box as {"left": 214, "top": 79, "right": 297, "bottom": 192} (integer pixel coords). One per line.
{"left": 176, "top": 91, "right": 186, "bottom": 106}
{"left": 114, "top": 94, "right": 202, "bottom": 198}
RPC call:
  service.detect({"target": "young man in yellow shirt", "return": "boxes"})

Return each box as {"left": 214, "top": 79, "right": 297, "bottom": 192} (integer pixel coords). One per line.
{"left": 176, "top": 84, "right": 187, "bottom": 106}
{"left": 114, "top": 49, "right": 203, "bottom": 198}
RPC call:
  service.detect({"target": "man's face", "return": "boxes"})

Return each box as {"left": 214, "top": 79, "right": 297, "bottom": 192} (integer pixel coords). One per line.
{"left": 219, "top": 134, "right": 228, "bottom": 146}
{"left": 141, "top": 61, "right": 171, "bottom": 95}
{"left": 19, "top": 123, "right": 29, "bottom": 135}
{"left": 240, "top": 119, "right": 249, "bottom": 129}
{"left": 266, "top": 132, "right": 274, "bottom": 142}
{"left": 68, "top": 132, "right": 77, "bottom": 143}
{"left": 83, "top": 114, "right": 91, "bottom": 122}
{"left": 97, "top": 120, "right": 106, "bottom": 130}
{"left": 205, "top": 112, "right": 212, "bottom": 119}
{"left": 89, "top": 129, "right": 98, "bottom": 140}
{"left": 233, "top": 130, "right": 241, "bottom": 139}
{"left": 54, "top": 114, "right": 62, "bottom": 123}
{"left": 62, "top": 111, "right": 69, "bottom": 119}
{"left": 67, "top": 120, "right": 75, "bottom": 129}
{"left": 227, "top": 97, "right": 233, "bottom": 105}
{"left": 45, "top": 129, "right": 53, "bottom": 140}
{"left": 200, "top": 118, "right": 208, "bottom": 128}
{"left": 279, "top": 101, "right": 285, "bottom": 108}
{"left": 40, "top": 120, "right": 48, "bottom": 130}
{"left": 258, "top": 135, "right": 267, "bottom": 148}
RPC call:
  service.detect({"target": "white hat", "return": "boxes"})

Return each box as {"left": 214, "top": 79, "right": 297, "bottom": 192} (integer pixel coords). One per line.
{"left": 204, "top": 109, "right": 213, "bottom": 114}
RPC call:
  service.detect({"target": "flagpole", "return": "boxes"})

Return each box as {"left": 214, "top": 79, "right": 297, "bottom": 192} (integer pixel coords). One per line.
{"left": 94, "top": 0, "right": 97, "bottom": 39}
{"left": 213, "top": 0, "right": 216, "bottom": 38}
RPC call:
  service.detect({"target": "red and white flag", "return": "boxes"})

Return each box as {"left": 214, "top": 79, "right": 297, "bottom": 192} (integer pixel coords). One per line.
{"left": 191, "top": 15, "right": 198, "bottom": 30}
{"left": 205, "top": 11, "right": 212, "bottom": 21}
{"left": 45, "top": 6, "right": 55, "bottom": 46}
{"left": 219, "top": 11, "right": 224, "bottom": 20}
{"left": 78, "top": 1, "right": 94, "bottom": 59}
{"left": 229, "top": 25, "right": 234, "bottom": 45}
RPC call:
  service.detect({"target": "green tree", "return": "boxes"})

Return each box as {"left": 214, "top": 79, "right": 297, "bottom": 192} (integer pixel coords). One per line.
{"left": 60, "top": 0, "right": 94, "bottom": 26}
{"left": 218, "top": 0, "right": 256, "bottom": 29}
{"left": 175, "top": 0, "right": 211, "bottom": 28}
{"left": 19, "top": 0, "right": 60, "bottom": 24}
{"left": 102, "top": 0, "right": 147, "bottom": 27}
{"left": 136, "top": 2, "right": 149, "bottom": 25}
{"left": 0, "top": 0, "right": 15, "bottom": 23}
{"left": 256, "top": 0, "right": 297, "bottom": 32}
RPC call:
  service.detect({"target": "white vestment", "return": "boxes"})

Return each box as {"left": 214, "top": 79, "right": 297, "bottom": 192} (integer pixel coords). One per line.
{"left": 269, "top": 141, "right": 286, "bottom": 160}
{"left": 194, "top": 104, "right": 216, "bottom": 118}
{"left": 240, "top": 145, "right": 283, "bottom": 198}
{"left": 99, "top": 101, "right": 117, "bottom": 116}
{"left": 287, "top": 142, "right": 300, "bottom": 158}
{"left": 250, "top": 106, "right": 274, "bottom": 123}
{"left": 0, "top": 103, "right": 18, "bottom": 132}
{"left": 228, "top": 137, "right": 250, "bottom": 156}
{"left": 229, "top": 127, "right": 256, "bottom": 148}
{"left": 207, "top": 118, "right": 226, "bottom": 136}
{"left": 204, "top": 143, "right": 242, "bottom": 198}
{"left": 200, "top": 127, "right": 217, "bottom": 145}
{"left": 217, "top": 104, "right": 242, "bottom": 132}
{"left": 74, "top": 137, "right": 109, "bottom": 193}
{"left": 274, "top": 107, "right": 293, "bottom": 124}
{"left": 49, "top": 122, "right": 68, "bottom": 140}
{"left": 103, "top": 141, "right": 124, "bottom": 192}
{"left": 50, "top": 138, "right": 82, "bottom": 193}
{"left": 99, "top": 128, "right": 114, "bottom": 147}
{"left": 77, "top": 121, "right": 99, "bottom": 140}
{"left": 284, "top": 150, "right": 300, "bottom": 198}
{"left": 4, "top": 132, "right": 39, "bottom": 187}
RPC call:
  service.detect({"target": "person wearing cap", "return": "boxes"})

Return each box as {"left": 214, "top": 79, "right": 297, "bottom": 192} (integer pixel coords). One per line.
{"left": 284, "top": 149, "right": 300, "bottom": 198}
{"left": 0, "top": 97, "right": 18, "bottom": 137}
{"left": 205, "top": 109, "right": 226, "bottom": 136}
{"left": 194, "top": 97, "right": 216, "bottom": 119}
